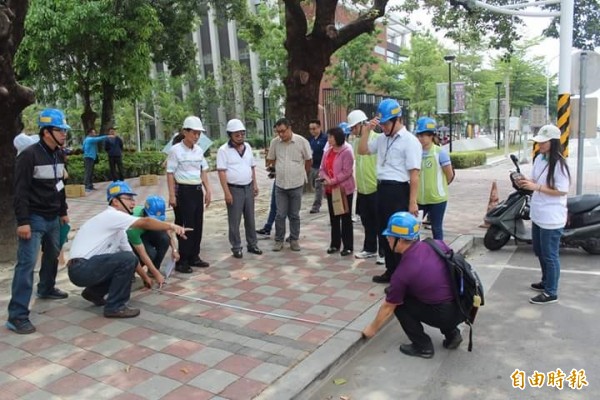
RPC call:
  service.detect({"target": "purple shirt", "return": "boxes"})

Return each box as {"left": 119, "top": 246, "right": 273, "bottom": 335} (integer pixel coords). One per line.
{"left": 385, "top": 240, "right": 454, "bottom": 305}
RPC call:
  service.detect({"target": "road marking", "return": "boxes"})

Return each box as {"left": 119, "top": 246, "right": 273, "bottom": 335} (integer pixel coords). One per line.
{"left": 481, "top": 263, "right": 600, "bottom": 276}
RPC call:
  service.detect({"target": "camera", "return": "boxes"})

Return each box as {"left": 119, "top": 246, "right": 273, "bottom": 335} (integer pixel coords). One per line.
{"left": 267, "top": 166, "right": 276, "bottom": 179}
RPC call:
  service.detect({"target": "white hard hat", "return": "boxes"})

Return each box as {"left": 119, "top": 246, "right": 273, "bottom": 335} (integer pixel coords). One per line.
{"left": 347, "top": 110, "right": 368, "bottom": 128}
{"left": 14, "top": 133, "right": 40, "bottom": 155}
{"left": 226, "top": 119, "right": 246, "bottom": 133}
{"left": 182, "top": 116, "right": 205, "bottom": 131}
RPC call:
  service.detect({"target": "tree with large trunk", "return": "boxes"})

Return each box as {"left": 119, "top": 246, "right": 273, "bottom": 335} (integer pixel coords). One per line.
{"left": 0, "top": 1, "right": 35, "bottom": 262}
{"left": 281, "top": 0, "right": 388, "bottom": 137}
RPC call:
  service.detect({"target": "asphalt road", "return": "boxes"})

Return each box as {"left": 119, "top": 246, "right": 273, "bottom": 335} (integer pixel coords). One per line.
{"left": 305, "top": 242, "right": 599, "bottom": 400}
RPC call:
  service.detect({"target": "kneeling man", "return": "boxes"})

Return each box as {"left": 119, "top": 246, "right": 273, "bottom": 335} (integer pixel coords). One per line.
{"left": 67, "top": 181, "right": 187, "bottom": 318}
{"left": 362, "top": 212, "right": 463, "bottom": 358}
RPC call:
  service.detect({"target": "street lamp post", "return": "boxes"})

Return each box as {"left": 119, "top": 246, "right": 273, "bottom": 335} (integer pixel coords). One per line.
{"left": 495, "top": 82, "right": 502, "bottom": 150}
{"left": 444, "top": 55, "right": 456, "bottom": 152}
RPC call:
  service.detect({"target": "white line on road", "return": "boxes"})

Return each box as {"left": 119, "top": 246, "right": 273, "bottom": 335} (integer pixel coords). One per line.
{"left": 482, "top": 263, "right": 600, "bottom": 276}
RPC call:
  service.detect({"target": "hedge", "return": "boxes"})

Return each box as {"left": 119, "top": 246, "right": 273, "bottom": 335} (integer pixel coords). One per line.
{"left": 449, "top": 151, "right": 487, "bottom": 169}
{"left": 65, "top": 152, "right": 166, "bottom": 184}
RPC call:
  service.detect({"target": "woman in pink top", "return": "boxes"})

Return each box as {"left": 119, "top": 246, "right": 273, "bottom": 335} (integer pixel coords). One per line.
{"left": 320, "top": 127, "right": 356, "bottom": 256}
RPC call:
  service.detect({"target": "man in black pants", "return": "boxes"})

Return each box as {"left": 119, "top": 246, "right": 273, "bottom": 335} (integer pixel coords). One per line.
{"left": 358, "top": 99, "right": 422, "bottom": 283}
{"left": 166, "top": 116, "right": 213, "bottom": 273}
{"left": 105, "top": 127, "right": 124, "bottom": 181}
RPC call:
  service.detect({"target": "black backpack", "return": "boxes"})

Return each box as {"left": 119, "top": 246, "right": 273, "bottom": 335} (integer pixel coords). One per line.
{"left": 424, "top": 238, "right": 485, "bottom": 351}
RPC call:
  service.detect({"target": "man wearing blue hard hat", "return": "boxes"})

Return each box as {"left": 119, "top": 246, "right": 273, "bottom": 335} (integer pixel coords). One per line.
{"left": 362, "top": 212, "right": 463, "bottom": 358}
{"left": 126, "top": 195, "right": 179, "bottom": 282}
{"left": 7, "top": 109, "right": 71, "bottom": 334}
{"left": 358, "top": 99, "right": 422, "bottom": 284}
{"left": 67, "top": 182, "right": 188, "bottom": 319}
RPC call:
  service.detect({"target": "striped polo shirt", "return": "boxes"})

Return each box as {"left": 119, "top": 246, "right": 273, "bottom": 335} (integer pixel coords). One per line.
{"left": 166, "top": 142, "right": 209, "bottom": 185}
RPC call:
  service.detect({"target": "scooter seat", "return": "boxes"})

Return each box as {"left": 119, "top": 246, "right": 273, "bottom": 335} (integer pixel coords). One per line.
{"left": 567, "top": 194, "right": 600, "bottom": 214}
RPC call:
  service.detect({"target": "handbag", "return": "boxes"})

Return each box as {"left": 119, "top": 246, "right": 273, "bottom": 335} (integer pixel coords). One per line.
{"left": 331, "top": 186, "right": 349, "bottom": 216}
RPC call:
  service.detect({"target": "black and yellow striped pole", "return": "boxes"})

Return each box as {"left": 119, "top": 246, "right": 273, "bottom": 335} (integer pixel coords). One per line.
{"left": 556, "top": 94, "right": 570, "bottom": 157}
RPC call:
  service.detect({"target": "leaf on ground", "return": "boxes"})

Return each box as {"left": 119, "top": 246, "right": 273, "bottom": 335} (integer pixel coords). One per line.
{"left": 124, "top": 365, "right": 131, "bottom": 373}
{"left": 333, "top": 378, "right": 347, "bottom": 385}
{"left": 180, "top": 367, "right": 189, "bottom": 374}
{"left": 340, "top": 396, "right": 351, "bottom": 400}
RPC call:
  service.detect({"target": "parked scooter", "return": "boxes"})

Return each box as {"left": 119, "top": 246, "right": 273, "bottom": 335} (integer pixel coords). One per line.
{"left": 483, "top": 154, "right": 600, "bottom": 254}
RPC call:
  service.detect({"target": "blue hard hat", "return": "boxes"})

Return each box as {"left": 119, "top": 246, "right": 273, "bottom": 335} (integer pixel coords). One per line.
{"left": 415, "top": 117, "right": 437, "bottom": 135}
{"left": 144, "top": 195, "right": 166, "bottom": 221}
{"left": 376, "top": 99, "right": 402, "bottom": 124}
{"left": 38, "top": 108, "right": 71, "bottom": 130}
{"left": 382, "top": 211, "right": 420, "bottom": 240}
{"left": 106, "top": 181, "right": 137, "bottom": 202}
{"left": 338, "top": 122, "right": 351, "bottom": 136}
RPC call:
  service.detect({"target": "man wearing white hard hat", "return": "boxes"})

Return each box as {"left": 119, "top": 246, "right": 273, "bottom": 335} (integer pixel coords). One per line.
{"left": 166, "top": 116, "right": 213, "bottom": 273}
{"left": 217, "top": 119, "right": 263, "bottom": 259}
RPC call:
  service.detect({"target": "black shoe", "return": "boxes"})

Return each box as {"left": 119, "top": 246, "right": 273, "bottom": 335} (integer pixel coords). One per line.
{"left": 37, "top": 287, "right": 69, "bottom": 300}
{"left": 309, "top": 209, "right": 319, "bottom": 214}
{"left": 232, "top": 250, "right": 243, "bottom": 259}
{"left": 247, "top": 246, "right": 263, "bottom": 255}
{"left": 327, "top": 247, "right": 339, "bottom": 254}
{"left": 443, "top": 331, "right": 463, "bottom": 349}
{"left": 175, "top": 262, "right": 193, "bottom": 273}
{"left": 82, "top": 288, "right": 106, "bottom": 306}
{"left": 530, "top": 292, "right": 558, "bottom": 305}
{"left": 399, "top": 343, "right": 434, "bottom": 359}
{"left": 530, "top": 282, "right": 544, "bottom": 292}
{"left": 5, "top": 318, "right": 36, "bottom": 334}
{"left": 190, "top": 258, "right": 209, "bottom": 268}
{"left": 340, "top": 249, "right": 353, "bottom": 256}
{"left": 372, "top": 272, "right": 391, "bottom": 284}
{"left": 256, "top": 228, "right": 271, "bottom": 235}
{"left": 104, "top": 307, "right": 140, "bottom": 318}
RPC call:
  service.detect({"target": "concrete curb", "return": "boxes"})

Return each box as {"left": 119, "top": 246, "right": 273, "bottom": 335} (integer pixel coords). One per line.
{"left": 256, "top": 234, "right": 475, "bottom": 400}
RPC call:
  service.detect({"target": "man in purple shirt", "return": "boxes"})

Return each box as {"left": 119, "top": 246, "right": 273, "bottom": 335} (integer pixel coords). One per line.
{"left": 362, "top": 212, "right": 463, "bottom": 358}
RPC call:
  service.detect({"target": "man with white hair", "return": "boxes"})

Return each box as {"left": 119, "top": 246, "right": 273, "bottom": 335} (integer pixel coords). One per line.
{"left": 217, "top": 119, "right": 262, "bottom": 258}
{"left": 166, "top": 116, "right": 213, "bottom": 273}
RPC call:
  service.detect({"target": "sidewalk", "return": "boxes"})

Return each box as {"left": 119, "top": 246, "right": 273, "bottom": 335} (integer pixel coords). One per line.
{"left": 0, "top": 155, "right": 598, "bottom": 399}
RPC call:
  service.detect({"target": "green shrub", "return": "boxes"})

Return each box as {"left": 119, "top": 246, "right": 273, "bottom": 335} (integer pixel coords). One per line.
{"left": 450, "top": 151, "right": 487, "bottom": 169}
{"left": 66, "top": 151, "right": 166, "bottom": 184}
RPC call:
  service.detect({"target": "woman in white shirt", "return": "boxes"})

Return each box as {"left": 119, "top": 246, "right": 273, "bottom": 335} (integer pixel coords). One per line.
{"left": 518, "top": 124, "right": 570, "bottom": 305}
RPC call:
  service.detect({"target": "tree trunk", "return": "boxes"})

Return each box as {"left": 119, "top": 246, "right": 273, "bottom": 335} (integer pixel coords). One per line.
{"left": 284, "top": 62, "right": 324, "bottom": 139}
{"left": 80, "top": 87, "right": 97, "bottom": 133}
{"left": 0, "top": 1, "right": 35, "bottom": 263}
{"left": 100, "top": 82, "right": 116, "bottom": 134}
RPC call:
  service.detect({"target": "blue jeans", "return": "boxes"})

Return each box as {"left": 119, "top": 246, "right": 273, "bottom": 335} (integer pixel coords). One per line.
{"left": 419, "top": 202, "right": 447, "bottom": 240}
{"left": 531, "top": 223, "right": 563, "bottom": 297}
{"left": 8, "top": 214, "right": 60, "bottom": 321}
{"left": 263, "top": 182, "right": 277, "bottom": 232}
{"left": 68, "top": 251, "right": 138, "bottom": 313}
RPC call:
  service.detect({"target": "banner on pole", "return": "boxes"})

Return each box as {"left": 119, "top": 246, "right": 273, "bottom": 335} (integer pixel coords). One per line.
{"left": 453, "top": 82, "right": 466, "bottom": 113}
{"left": 437, "top": 83, "right": 448, "bottom": 114}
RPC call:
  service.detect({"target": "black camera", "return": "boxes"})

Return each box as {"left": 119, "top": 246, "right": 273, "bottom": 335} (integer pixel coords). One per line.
{"left": 267, "top": 166, "right": 276, "bottom": 179}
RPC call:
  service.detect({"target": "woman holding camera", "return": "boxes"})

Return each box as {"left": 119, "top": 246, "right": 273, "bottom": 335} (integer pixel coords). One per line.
{"left": 320, "top": 127, "right": 355, "bottom": 256}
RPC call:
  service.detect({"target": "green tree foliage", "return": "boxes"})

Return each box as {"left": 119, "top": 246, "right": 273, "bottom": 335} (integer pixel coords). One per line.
{"left": 326, "top": 31, "right": 381, "bottom": 112}
{"left": 544, "top": 0, "right": 600, "bottom": 50}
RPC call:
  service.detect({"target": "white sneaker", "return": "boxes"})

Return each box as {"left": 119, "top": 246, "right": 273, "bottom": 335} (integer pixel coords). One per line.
{"left": 376, "top": 256, "right": 385, "bottom": 265}
{"left": 355, "top": 251, "right": 377, "bottom": 259}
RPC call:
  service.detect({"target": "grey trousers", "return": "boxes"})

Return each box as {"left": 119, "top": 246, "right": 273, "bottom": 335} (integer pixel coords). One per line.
{"left": 227, "top": 184, "right": 258, "bottom": 251}
{"left": 309, "top": 167, "right": 323, "bottom": 211}
{"left": 275, "top": 185, "right": 303, "bottom": 242}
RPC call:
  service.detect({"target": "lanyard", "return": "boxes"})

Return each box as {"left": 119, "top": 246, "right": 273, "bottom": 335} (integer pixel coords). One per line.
{"left": 382, "top": 134, "right": 399, "bottom": 166}
{"left": 38, "top": 142, "right": 59, "bottom": 182}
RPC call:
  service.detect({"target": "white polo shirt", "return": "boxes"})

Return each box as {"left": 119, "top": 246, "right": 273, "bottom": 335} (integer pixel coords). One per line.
{"left": 530, "top": 156, "right": 570, "bottom": 229}
{"left": 166, "top": 142, "right": 209, "bottom": 185}
{"left": 70, "top": 207, "right": 139, "bottom": 259}
{"left": 367, "top": 127, "right": 421, "bottom": 182}
{"left": 216, "top": 141, "right": 256, "bottom": 185}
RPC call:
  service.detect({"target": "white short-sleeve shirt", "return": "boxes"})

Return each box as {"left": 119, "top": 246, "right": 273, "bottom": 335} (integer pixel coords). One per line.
{"left": 166, "top": 142, "right": 209, "bottom": 185}
{"left": 216, "top": 141, "right": 256, "bottom": 185}
{"left": 367, "top": 127, "right": 422, "bottom": 182}
{"left": 70, "top": 207, "right": 139, "bottom": 259}
{"left": 530, "top": 156, "right": 570, "bottom": 229}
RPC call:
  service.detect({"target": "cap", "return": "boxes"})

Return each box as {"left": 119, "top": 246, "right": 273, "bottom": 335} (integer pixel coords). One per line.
{"left": 530, "top": 124, "right": 561, "bottom": 143}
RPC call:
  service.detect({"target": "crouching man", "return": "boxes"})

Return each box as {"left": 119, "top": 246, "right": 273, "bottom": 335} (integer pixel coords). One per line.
{"left": 67, "top": 181, "right": 188, "bottom": 318}
{"left": 362, "top": 212, "right": 463, "bottom": 358}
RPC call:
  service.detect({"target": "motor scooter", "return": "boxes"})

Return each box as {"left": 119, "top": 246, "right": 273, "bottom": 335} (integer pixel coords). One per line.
{"left": 483, "top": 154, "right": 600, "bottom": 254}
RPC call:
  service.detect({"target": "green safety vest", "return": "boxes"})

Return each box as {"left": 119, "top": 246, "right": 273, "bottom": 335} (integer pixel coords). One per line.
{"left": 352, "top": 131, "right": 379, "bottom": 195}
{"left": 418, "top": 145, "right": 449, "bottom": 205}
